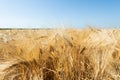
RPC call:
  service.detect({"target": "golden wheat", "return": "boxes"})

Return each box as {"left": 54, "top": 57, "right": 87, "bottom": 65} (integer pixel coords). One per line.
{"left": 0, "top": 28, "right": 120, "bottom": 80}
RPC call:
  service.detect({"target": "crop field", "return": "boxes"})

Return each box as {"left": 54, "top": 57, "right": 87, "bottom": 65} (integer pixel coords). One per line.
{"left": 0, "top": 28, "right": 120, "bottom": 80}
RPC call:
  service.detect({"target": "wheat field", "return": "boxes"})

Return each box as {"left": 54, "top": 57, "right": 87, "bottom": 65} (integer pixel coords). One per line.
{"left": 0, "top": 28, "right": 120, "bottom": 80}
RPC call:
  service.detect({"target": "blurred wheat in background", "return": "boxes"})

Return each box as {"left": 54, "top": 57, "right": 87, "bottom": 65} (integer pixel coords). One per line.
{"left": 0, "top": 28, "right": 120, "bottom": 80}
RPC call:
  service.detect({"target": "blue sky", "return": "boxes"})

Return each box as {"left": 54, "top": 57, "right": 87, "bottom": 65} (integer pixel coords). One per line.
{"left": 0, "top": 0, "right": 120, "bottom": 28}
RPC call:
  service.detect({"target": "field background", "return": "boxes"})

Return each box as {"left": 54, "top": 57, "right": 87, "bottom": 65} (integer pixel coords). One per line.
{"left": 0, "top": 28, "right": 120, "bottom": 80}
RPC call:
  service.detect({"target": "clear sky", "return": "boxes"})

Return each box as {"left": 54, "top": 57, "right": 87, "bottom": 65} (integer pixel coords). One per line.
{"left": 0, "top": 0, "right": 120, "bottom": 28}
